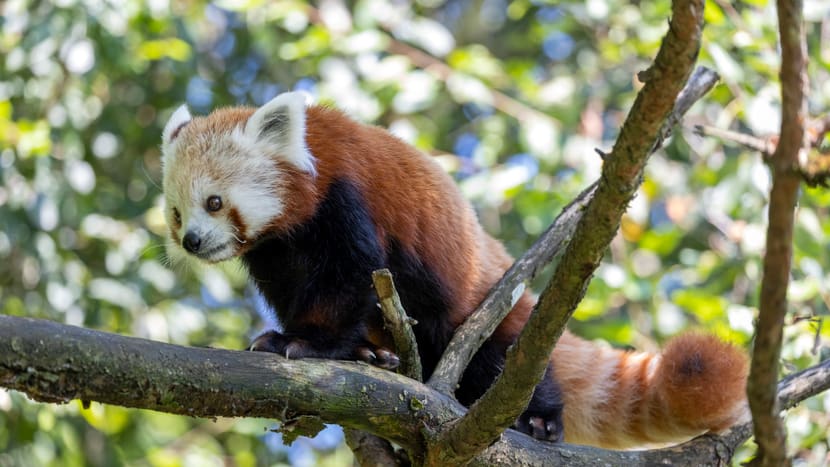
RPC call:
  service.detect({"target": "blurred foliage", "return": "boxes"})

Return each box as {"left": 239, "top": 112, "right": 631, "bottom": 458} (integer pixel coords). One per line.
{"left": 1, "top": 0, "right": 829, "bottom": 465}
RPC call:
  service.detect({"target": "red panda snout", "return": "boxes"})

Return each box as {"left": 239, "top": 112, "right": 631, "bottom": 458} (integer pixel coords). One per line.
{"left": 175, "top": 212, "right": 241, "bottom": 263}
{"left": 182, "top": 231, "right": 201, "bottom": 253}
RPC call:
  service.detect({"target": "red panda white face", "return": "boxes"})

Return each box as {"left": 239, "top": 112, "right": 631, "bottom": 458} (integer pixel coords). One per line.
{"left": 160, "top": 92, "right": 315, "bottom": 265}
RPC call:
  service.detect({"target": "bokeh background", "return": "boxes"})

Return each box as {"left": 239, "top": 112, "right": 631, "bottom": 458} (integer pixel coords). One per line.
{"left": 1, "top": 0, "right": 829, "bottom": 465}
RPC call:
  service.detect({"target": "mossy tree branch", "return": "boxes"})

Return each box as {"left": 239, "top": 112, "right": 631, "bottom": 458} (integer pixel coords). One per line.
{"left": 425, "top": 0, "right": 706, "bottom": 464}
{"left": 2, "top": 315, "right": 828, "bottom": 466}
{"left": 428, "top": 65, "right": 720, "bottom": 398}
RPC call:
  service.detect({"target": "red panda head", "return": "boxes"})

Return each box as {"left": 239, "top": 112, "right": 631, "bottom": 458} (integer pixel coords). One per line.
{"left": 160, "top": 92, "right": 315, "bottom": 264}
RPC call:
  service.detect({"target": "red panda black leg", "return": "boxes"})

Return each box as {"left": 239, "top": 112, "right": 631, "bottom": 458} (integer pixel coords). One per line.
{"left": 457, "top": 340, "right": 564, "bottom": 442}
{"left": 242, "top": 179, "right": 401, "bottom": 368}
{"left": 513, "top": 364, "right": 564, "bottom": 442}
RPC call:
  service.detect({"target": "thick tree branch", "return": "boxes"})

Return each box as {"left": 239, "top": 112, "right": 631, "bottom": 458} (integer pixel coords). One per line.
{"left": 2, "top": 315, "right": 828, "bottom": 466}
{"left": 428, "top": 1, "right": 706, "bottom": 464}
{"left": 0, "top": 315, "right": 455, "bottom": 457}
{"left": 747, "top": 1, "right": 807, "bottom": 465}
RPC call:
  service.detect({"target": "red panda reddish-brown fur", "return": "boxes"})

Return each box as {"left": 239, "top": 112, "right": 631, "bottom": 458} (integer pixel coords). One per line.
{"left": 552, "top": 332, "right": 748, "bottom": 448}
{"left": 161, "top": 94, "right": 749, "bottom": 448}
{"left": 303, "top": 106, "right": 517, "bottom": 332}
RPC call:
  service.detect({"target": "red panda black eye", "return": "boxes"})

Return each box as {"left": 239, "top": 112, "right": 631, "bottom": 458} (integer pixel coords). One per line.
{"left": 206, "top": 195, "right": 222, "bottom": 212}
{"left": 172, "top": 208, "right": 181, "bottom": 226}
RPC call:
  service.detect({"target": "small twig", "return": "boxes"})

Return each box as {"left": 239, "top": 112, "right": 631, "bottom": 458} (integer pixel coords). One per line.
{"left": 373, "top": 269, "right": 422, "bottom": 381}
{"left": 695, "top": 120, "right": 830, "bottom": 187}
{"left": 694, "top": 124, "right": 777, "bottom": 155}
{"left": 654, "top": 66, "right": 720, "bottom": 150}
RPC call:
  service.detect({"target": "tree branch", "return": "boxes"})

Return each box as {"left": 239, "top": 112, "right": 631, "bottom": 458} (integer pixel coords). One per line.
{"left": 427, "top": 183, "right": 596, "bottom": 394}
{"left": 694, "top": 124, "right": 777, "bottom": 155}
{"left": 428, "top": 1, "right": 706, "bottom": 463}
{"left": 2, "top": 315, "right": 827, "bottom": 466}
{"left": 747, "top": 1, "right": 807, "bottom": 465}
{"left": 0, "top": 315, "right": 454, "bottom": 457}
{"left": 373, "top": 269, "right": 422, "bottom": 381}
{"left": 344, "top": 429, "right": 404, "bottom": 467}
{"left": 695, "top": 117, "right": 830, "bottom": 187}
{"left": 655, "top": 66, "right": 720, "bottom": 148}
{"left": 428, "top": 66, "right": 720, "bottom": 397}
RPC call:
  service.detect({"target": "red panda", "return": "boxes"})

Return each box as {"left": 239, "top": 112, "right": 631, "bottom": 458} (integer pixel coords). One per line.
{"left": 160, "top": 92, "right": 749, "bottom": 448}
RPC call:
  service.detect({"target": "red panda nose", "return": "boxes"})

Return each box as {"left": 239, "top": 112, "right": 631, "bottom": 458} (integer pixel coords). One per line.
{"left": 182, "top": 232, "right": 201, "bottom": 253}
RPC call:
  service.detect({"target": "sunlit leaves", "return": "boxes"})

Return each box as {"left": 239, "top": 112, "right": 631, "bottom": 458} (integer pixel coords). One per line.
{"left": 1, "top": 0, "right": 829, "bottom": 464}
{"left": 138, "top": 39, "right": 192, "bottom": 62}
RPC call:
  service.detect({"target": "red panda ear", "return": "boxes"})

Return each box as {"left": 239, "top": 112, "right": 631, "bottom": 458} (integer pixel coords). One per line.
{"left": 162, "top": 104, "right": 192, "bottom": 147}
{"left": 244, "top": 92, "right": 316, "bottom": 174}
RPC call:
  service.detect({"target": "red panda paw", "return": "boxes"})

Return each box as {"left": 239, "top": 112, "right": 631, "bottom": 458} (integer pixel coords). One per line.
{"left": 355, "top": 346, "right": 400, "bottom": 370}
{"left": 248, "top": 330, "right": 328, "bottom": 360}
{"left": 248, "top": 330, "right": 311, "bottom": 357}
{"left": 249, "top": 330, "right": 400, "bottom": 370}
{"left": 515, "top": 413, "right": 563, "bottom": 442}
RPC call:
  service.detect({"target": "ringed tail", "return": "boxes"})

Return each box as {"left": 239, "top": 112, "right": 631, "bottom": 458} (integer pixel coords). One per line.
{"left": 552, "top": 332, "right": 749, "bottom": 448}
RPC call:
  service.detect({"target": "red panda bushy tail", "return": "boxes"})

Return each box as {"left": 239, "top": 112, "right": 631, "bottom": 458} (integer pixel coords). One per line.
{"left": 551, "top": 332, "right": 749, "bottom": 449}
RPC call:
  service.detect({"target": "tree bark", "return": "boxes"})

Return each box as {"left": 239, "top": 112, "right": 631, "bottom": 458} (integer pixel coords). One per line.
{"left": 747, "top": 0, "right": 808, "bottom": 465}
{"left": 3, "top": 315, "right": 827, "bottom": 466}
{"left": 426, "top": 0, "right": 707, "bottom": 464}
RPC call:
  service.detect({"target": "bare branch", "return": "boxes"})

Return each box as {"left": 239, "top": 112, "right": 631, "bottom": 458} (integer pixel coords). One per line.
{"left": 694, "top": 124, "right": 777, "bottom": 156}
{"left": 428, "top": 66, "right": 719, "bottom": 396}
{"left": 747, "top": 1, "right": 808, "bottom": 465}
{"left": 656, "top": 66, "right": 720, "bottom": 148}
{"left": 373, "top": 269, "right": 422, "bottom": 381}
{"left": 694, "top": 118, "right": 830, "bottom": 186}
{"left": 427, "top": 183, "right": 595, "bottom": 395}
{"left": 427, "top": 1, "right": 707, "bottom": 463}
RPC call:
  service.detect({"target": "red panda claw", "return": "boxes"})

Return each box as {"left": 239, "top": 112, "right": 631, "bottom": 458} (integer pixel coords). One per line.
{"left": 373, "top": 348, "right": 400, "bottom": 370}
{"left": 356, "top": 346, "right": 400, "bottom": 370}
{"left": 249, "top": 330, "right": 284, "bottom": 353}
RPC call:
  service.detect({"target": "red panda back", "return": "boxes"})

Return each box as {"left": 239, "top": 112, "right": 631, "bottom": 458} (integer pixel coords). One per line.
{"left": 303, "top": 106, "right": 512, "bottom": 328}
